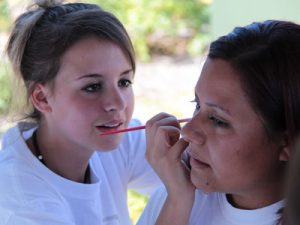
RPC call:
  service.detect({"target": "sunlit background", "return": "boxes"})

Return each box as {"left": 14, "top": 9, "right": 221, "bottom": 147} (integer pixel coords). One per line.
{"left": 0, "top": 0, "right": 299, "bottom": 223}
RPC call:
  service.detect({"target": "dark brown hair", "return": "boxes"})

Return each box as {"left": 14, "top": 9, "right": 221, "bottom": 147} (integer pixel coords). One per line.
{"left": 6, "top": 0, "right": 135, "bottom": 121}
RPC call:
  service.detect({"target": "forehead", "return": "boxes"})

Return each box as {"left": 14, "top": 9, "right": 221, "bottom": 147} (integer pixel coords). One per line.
{"left": 58, "top": 37, "right": 132, "bottom": 79}
{"left": 196, "top": 58, "right": 253, "bottom": 116}
{"left": 197, "top": 58, "right": 244, "bottom": 96}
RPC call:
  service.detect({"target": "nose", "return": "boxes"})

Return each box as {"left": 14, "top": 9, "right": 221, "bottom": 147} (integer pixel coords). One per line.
{"left": 103, "top": 87, "right": 126, "bottom": 112}
{"left": 181, "top": 115, "right": 205, "bottom": 145}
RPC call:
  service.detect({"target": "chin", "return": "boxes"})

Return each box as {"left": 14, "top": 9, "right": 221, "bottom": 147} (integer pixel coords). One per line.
{"left": 95, "top": 135, "right": 123, "bottom": 151}
{"left": 191, "top": 174, "right": 215, "bottom": 194}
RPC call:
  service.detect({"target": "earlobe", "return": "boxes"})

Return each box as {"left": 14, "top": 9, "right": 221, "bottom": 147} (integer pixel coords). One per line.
{"left": 279, "top": 146, "right": 291, "bottom": 162}
{"left": 30, "top": 84, "right": 52, "bottom": 114}
{"left": 279, "top": 134, "right": 291, "bottom": 162}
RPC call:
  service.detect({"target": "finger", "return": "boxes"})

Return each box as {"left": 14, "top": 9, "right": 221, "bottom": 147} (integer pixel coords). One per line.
{"left": 169, "top": 138, "right": 189, "bottom": 161}
{"left": 157, "top": 126, "right": 181, "bottom": 147}
{"left": 146, "top": 112, "right": 175, "bottom": 128}
{"left": 146, "top": 126, "right": 181, "bottom": 163}
{"left": 155, "top": 116, "right": 180, "bottom": 130}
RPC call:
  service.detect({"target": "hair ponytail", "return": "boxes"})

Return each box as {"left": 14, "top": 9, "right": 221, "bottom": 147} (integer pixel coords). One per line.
{"left": 30, "top": 0, "right": 63, "bottom": 9}
{"left": 7, "top": 0, "right": 65, "bottom": 80}
{"left": 7, "top": 8, "right": 44, "bottom": 80}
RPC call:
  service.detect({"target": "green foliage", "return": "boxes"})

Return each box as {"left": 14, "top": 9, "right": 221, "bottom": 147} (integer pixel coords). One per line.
{"left": 127, "top": 190, "right": 149, "bottom": 224}
{"left": 90, "top": 0, "right": 210, "bottom": 61}
{"left": 0, "top": 0, "right": 10, "bottom": 32}
{"left": 0, "top": 63, "right": 11, "bottom": 114}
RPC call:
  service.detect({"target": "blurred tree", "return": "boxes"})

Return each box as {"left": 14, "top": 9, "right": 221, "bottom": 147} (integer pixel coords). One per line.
{"left": 0, "top": 0, "right": 10, "bottom": 32}
{"left": 90, "top": 0, "right": 210, "bottom": 61}
{"left": 0, "top": 0, "right": 211, "bottom": 111}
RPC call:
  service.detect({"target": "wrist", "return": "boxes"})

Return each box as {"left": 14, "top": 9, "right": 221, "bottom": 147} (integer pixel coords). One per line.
{"left": 167, "top": 189, "right": 195, "bottom": 207}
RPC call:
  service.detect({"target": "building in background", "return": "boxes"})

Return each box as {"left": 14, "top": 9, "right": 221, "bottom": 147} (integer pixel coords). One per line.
{"left": 210, "top": 0, "right": 300, "bottom": 38}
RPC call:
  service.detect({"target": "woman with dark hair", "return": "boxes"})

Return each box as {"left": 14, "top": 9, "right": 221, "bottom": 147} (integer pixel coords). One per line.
{"left": 0, "top": 0, "right": 160, "bottom": 224}
{"left": 137, "top": 20, "right": 300, "bottom": 225}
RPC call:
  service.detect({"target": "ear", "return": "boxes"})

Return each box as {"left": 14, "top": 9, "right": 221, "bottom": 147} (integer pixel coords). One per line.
{"left": 30, "top": 84, "right": 52, "bottom": 114}
{"left": 279, "top": 146, "right": 291, "bottom": 162}
{"left": 279, "top": 134, "right": 291, "bottom": 162}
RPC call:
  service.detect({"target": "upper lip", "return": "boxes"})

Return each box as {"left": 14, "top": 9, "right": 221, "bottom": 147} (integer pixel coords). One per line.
{"left": 186, "top": 146, "right": 209, "bottom": 165}
{"left": 96, "top": 119, "right": 124, "bottom": 127}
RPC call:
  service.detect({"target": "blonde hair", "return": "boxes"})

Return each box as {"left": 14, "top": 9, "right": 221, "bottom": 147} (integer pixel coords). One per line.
{"left": 6, "top": 0, "right": 135, "bottom": 121}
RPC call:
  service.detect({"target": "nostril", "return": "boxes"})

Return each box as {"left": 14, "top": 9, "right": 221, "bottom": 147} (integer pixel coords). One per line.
{"left": 182, "top": 129, "right": 205, "bottom": 145}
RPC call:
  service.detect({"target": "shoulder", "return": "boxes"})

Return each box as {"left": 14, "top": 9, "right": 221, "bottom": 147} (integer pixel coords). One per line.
{"left": 1, "top": 122, "right": 36, "bottom": 150}
{"left": 97, "top": 119, "right": 146, "bottom": 164}
{"left": 121, "top": 118, "right": 145, "bottom": 148}
{"left": 0, "top": 161, "right": 74, "bottom": 224}
{"left": 120, "top": 119, "right": 146, "bottom": 159}
{"left": 0, "top": 153, "right": 70, "bottom": 215}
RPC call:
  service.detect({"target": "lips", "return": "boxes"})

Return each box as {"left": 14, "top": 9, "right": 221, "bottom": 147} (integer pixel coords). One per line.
{"left": 190, "top": 157, "right": 210, "bottom": 169}
{"left": 186, "top": 148, "right": 210, "bottom": 169}
{"left": 96, "top": 120, "right": 124, "bottom": 133}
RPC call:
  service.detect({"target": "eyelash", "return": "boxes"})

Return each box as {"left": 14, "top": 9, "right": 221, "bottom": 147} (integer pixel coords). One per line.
{"left": 82, "top": 79, "right": 133, "bottom": 93}
{"left": 191, "top": 99, "right": 200, "bottom": 110}
{"left": 208, "top": 115, "right": 230, "bottom": 128}
{"left": 191, "top": 99, "right": 230, "bottom": 128}
{"left": 118, "top": 79, "right": 132, "bottom": 88}
{"left": 82, "top": 83, "right": 102, "bottom": 93}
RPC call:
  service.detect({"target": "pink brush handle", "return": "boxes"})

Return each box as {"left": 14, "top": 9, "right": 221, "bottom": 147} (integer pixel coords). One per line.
{"left": 100, "top": 118, "right": 191, "bottom": 136}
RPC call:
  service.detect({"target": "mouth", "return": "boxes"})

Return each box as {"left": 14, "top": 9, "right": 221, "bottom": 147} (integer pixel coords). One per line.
{"left": 190, "top": 157, "right": 210, "bottom": 169}
{"left": 96, "top": 121, "right": 124, "bottom": 133}
{"left": 189, "top": 156, "right": 210, "bottom": 169}
{"left": 186, "top": 149, "right": 210, "bottom": 170}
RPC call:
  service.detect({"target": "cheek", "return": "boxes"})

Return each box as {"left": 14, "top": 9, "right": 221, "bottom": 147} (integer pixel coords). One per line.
{"left": 125, "top": 91, "right": 135, "bottom": 115}
{"left": 209, "top": 139, "right": 275, "bottom": 192}
{"left": 53, "top": 99, "right": 100, "bottom": 131}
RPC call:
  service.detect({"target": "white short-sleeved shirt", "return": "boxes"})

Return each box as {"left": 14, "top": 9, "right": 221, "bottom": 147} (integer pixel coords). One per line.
{"left": 137, "top": 186, "right": 284, "bottom": 225}
{"left": 0, "top": 120, "right": 160, "bottom": 225}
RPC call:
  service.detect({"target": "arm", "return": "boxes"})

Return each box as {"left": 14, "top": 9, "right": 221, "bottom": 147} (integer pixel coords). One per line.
{"left": 155, "top": 193, "right": 195, "bottom": 225}
{"left": 145, "top": 113, "right": 196, "bottom": 225}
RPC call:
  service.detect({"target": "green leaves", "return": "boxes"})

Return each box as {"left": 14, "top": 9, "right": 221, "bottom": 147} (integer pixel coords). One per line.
{"left": 93, "top": 0, "right": 210, "bottom": 61}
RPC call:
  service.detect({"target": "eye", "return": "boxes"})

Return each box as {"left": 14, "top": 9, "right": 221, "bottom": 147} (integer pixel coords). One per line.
{"left": 191, "top": 99, "right": 200, "bottom": 111}
{"left": 118, "top": 79, "right": 132, "bottom": 88}
{"left": 82, "top": 83, "right": 102, "bottom": 93}
{"left": 208, "top": 115, "right": 229, "bottom": 128}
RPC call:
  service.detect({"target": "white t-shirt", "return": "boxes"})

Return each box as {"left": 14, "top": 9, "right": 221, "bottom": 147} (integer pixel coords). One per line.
{"left": 0, "top": 120, "right": 160, "bottom": 225}
{"left": 137, "top": 186, "right": 284, "bottom": 225}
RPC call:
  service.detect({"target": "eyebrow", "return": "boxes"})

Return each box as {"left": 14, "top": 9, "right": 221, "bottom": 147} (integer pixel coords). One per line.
{"left": 205, "top": 102, "right": 231, "bottom": 116}
{"left": 77, "top": 69, "right": 133, "bottom": 80}
{"left": 194, "top": 92, "right": 231, "bottom": 116}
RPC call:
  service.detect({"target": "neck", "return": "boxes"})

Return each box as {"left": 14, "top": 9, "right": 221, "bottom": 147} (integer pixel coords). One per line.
{"left": 28, "top": 124, "right": 94, "bottom": 183}
{"left": 227, "top": 177, "right": 285, "bottom": 209}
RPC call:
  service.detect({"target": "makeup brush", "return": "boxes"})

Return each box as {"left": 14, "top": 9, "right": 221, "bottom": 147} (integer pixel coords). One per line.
{"left": 100, "top": 118, "right": 191, "bottom": 136}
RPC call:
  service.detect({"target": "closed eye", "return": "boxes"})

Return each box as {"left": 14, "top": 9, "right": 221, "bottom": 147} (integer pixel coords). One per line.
{"left": 208, "top": 115, "right": 230, "bottom": 128}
